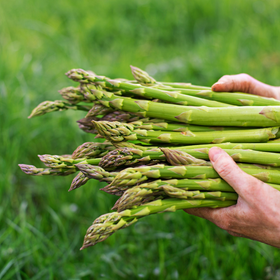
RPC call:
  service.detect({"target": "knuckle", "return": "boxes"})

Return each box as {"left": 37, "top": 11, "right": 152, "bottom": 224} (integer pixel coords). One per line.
{"left": 215, "top": 160, "right": 234, "bottom": 179}
{"left": 236, "top": 73, "right": 253, "bottom": 92}
{"left": 237, "top": 73, "right": 252, "bottom": 80}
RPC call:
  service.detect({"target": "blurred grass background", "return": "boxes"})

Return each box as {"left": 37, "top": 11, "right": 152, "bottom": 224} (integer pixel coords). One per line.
{"left": 1, "top": 0, "right": 280, "bottom": 279}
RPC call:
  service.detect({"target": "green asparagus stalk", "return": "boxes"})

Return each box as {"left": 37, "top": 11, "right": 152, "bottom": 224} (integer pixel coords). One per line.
{"left": 168, "top": 88, "right": 280, "bottom": 107}
{"left": 28, "top": 100, "right": 91, "bottom": 118}
{"left": 66, "top": 69, "right": 232, "bottom": 107}
{"left": 78, "top": 117, "right": 162, "bottom": 134}
{"left": 161, "top": 148, "right": 280, "bottom": 167}
{"left": 100, "top": 147, "right": 280, "bottom": 170}
{"left": 99, "top": 143, "right": 280, "bottom": 169}
{"left": 179, "top": 142, "right": 280, "bottom": 152}
{"left": 71, "top": 85, "right": 280, "bottom": 127}
{"left": 163, "top": 186, "right": 238, "bottom": 201}
{"left": 93, "top": 120, "right": 278, "bottom": 144}
{"left": 113, "top": 184, "right": 238, "bottom": 212}
{"left": 130, "top": 119, "right": 249, "bottom": 132}
{"left": 161, "top": 82, "right": 210, "bottom": 90}
{"left": 38, "top": 154, "right": 101, "bottom": 169}
{"left": 129, "top": 65, "right": 209, "bottom": 90}
{"left": 154, "top": 86, "right": 280, "bottom": 107}
{"left": 81, "top": 198, "right": 235, "bottom": 249}
{"left": 99, "top": 146, "right": 280, "bottom": 170}
{"left": 130, "top": 66, "right": 280, "bottom": 106}
{"left": 106, "top": 164, "right": 280, "bottom": 193}
{"left": 103, "top": 178, "right": 232, "bottom": 195}
{"left": 99, "top": 147, "right": 208, "bottom": 169}
{"left": 18, "top": 164, "right": 77, "bottom": 176}
{"left": 103, "top": 174, "right": 280, "bottom": 196}
{"left": 112, "top": 186, "right": 169, "bottom": 211}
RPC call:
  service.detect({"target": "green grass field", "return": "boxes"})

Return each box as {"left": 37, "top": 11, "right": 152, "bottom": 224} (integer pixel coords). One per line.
{"left": 1, "top": 0, "right": 280, "bottom": 279}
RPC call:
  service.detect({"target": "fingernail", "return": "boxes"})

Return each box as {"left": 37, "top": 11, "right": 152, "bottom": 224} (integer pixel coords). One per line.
{"left": 210, "top": 147, "right": 223, "bottom": 162}
{"left": 212, "top": 82, "right": 224, "bottom": 91}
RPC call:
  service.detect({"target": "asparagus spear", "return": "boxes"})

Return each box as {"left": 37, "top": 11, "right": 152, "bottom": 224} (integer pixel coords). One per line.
{"left": 130, "top": 66, "right": 280, "bottom": 106}
{"left": 112, "top": 185, "right": 198, "bottom": 211}
{"left": 131, "top": 119, "right": 249, "bottom": 132}
{"left": 160, "top": 82, "right": 210, "bottom": 90}
{"left": 18, "top": 164, "right": 77, "bottom": 176}
{"left": 129, "top": 65, "right": 209, "bottom": 90}
{"left": 28, "top": 100, "right": 91, "bottom": 118}
{"left": 80, "top": 116, "right": 161, "bottom": 134}
{"left": 103, "top": 171, "right": 280, "bottom": 196}
{"left": 66, "top": 69, "right": 232, "bottom": 107}
{"left": 71, "top": 85, "right": 280, "bottom": 127}
{"left": 80, "top": 116, "right": 251, "bottom": 134}
{"left": 155, "top": 87, "right": 280, "bottom": 107}
{"left": 38, "top": 154, "right": 101, "bottom": 169}
{"left": 161, "top": 148, "right": 280, "bottom": 167}
{"left": 179, "top": 142, "right": 280, "bottom": 152}
{"left": 106, "top": 164, "right": 280, "bottom": 193}
{"left": 163, "top": 187, "right": 238, "bottom": 201}
{"left": 93, "top": 120, "right": 277, "bottom": 144}
{"left": 100, "top": 146, "right": 280, "bottom": 170}
{"left": 113, "top": 183, "right": 238, "bottom": 212}
{"left": 81, "top": 198, "right": 235, "bottom": 249}
{"left": 172, "top": 88, "right": 280, "bottom": 107}
{"left": 99, "top": 147, "right": 208, "bottom": 169}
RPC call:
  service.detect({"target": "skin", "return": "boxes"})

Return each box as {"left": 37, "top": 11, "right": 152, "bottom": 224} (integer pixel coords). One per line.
{"left": 184, "top": 74, "right": 280, "bottom": 248}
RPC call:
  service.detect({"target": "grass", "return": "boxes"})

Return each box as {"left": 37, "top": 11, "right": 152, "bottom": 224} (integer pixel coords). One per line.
{"left": 1, "top": 0, "right": 280, "bottom": 279}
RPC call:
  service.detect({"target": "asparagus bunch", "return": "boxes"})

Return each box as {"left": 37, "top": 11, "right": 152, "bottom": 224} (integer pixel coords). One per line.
{"left": 20, "top": 64, "right": 280, "bottom": 250}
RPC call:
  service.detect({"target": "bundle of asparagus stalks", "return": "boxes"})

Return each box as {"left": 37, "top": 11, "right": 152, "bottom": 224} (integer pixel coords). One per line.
{"left": 19, "top": 66, "right": 280, "bottom": 250}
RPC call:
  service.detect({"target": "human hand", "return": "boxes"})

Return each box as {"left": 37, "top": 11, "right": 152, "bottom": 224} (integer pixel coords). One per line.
{"left": 211, "top": 74, "right": 280, "bottom": 100}
{"left": 184, "top": 147, "right": 280, "bottom": 248}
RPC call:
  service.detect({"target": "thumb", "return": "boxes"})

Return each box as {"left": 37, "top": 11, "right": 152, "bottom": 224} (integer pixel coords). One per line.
{"left": 208, "top": 147, "right": 263, "bottom": 197}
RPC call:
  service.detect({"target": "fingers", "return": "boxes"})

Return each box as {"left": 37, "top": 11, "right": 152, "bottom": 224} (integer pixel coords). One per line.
{"left": 211, "top": 74, "right": 280, "bottom": 99}
{"left": 212, "top": 74, "right": 253, "bottom": 93}
{"left": 208, "top": 147, "right": 264, "bottom": 197}
{"left": 184, "top": 205, "right": 238, "bottom": 231}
